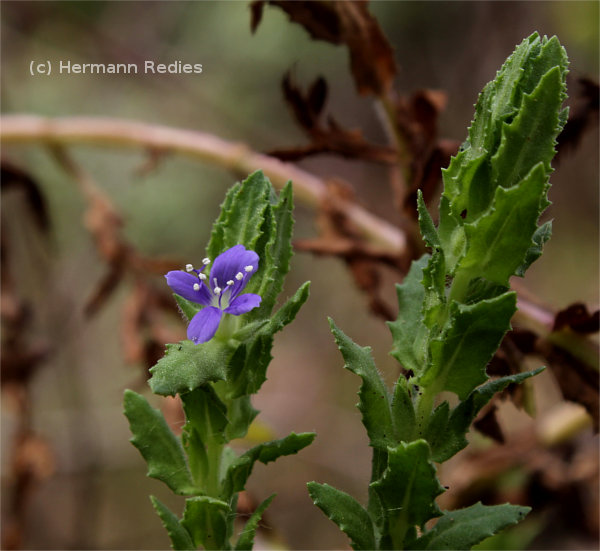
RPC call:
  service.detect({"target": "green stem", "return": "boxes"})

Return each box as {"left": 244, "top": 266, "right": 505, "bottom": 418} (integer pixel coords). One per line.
{"left": 205, "top": 441, "right": 224, "bottom": 497}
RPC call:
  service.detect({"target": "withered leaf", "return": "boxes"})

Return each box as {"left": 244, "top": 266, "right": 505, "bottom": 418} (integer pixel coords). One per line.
{"left": 253, "top": 1, "right": 396, "bottom": 96}
{"left": 557, "top": 77, "right": 599, "bottom": 159}
{"left": 274, "top": 72, "right": 397, "bottom": 163}
{"left": 553, "top": 302, "right": 600, "bottom": 334}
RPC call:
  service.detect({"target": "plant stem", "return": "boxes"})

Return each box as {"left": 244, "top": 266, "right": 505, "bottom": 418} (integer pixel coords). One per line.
{"left": 0, "top": 114, "right": 407, "bottom": 255}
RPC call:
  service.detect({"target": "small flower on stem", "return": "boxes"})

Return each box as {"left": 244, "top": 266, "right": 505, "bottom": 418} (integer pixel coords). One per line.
{"left": 165, "top": 245, "right": 261, "bottom": 344}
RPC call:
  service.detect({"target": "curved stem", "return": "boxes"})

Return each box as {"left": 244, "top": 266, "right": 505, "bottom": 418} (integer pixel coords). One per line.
{"left": 0, "top": 114, "right": 407, "bottom": 255}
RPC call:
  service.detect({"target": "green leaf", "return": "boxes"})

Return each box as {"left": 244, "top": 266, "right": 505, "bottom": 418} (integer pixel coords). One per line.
{"left": 149, "top": 340, "right": 230, "bottom": 397}
{"left": 182, "top": 385, "right": 229, "bottom": 445}
{"left": 222, "top": 432, "right": 315, "bottom": 498}
{"left": 180, "top": 386, "right": 229, "bottom": 487}
{"left": 207, "top": 171, "right": 271, "bottom": 260}
{"left": 430, "top": 368, "right": 544, "bottom": 462}
{"left": 490, "top": 66, "right": 565, "bottom": 190}
{"left": 410, "top": 502, "right": 530, "bottom": 550}
{"left": 457, "top": 162, "right": 549, "bottom": 286}
{"left": 329, "top": 318, "right": 394, "bottom": 449}
{"left": 417, "top": 190, "right": 440, "bottom": 249}
{"left": 307, "top": 482, "right": 376, "bottom": 550}
{"left": 371, "top": 440, "right": 445, "bottom": 529}
{"left": 224, "top": 395, "right": 259, "bottom": 442}
{"left": 235, "top": 493, "right": 276, "bottom": 550}
{"left": 227, "top": 282, "right": 310, "bottom": 398}
{"left": 248, "top": 181, "right": 295, "bottom": 319}
{"left": 437, "top": 196, "right": 465, "bottom": 274}
{"left": 422, "top": 251, "right": 447, "bottom": 330}
{"left": 391, "top": 376, "right": 417, "bottom": 443}
{"left": 207, "top": 182, "right": 241, "bottom": 260}
{"left": 515, "top": 220, "right": 552, "bottom": 277}
{"left": 181, "top": 496, "right": 231, "bottom": 550}
{"left": 123, "top": 390, "right": 196, "bottom": 495}
{"left": 420, "top": 292, "right": 517, "bottom": 400}
{"left": 387, "top": 254, "right": 430, "bottom": 376}
{"left": 150, "top": 496, "right": 196, "bottom": 551}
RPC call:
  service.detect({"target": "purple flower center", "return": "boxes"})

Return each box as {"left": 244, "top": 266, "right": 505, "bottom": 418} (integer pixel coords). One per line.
{"left": 165, "top": 245, "right": 262, "bottom": 344}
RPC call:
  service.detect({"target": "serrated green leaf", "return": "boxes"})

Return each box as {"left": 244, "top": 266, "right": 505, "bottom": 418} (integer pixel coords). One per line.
{"left": 410, "top": 502, "right": 530, "bottom": 550}
{"left": 330, "top": 318, "right": 394, "bottom": 449}
{"left": 248, "top": 181, "right": 295, "bottom": 320}
{"left": 124, "top": 390, "right": 197, "bottom": 495}
{"left": 235, "top": 493, "right": 276, "bottom": 550}
{"left": 307, "top": 482, "right": 376, "bottom": 550}
{"left": 458, "top": 162, "right": 548, "bottom": 286}
{"left": 491, "top": 67, "right": 564, "bottom": 190}
{"left": 371, "top": 440, "right": 445, "bottom": 530}
{"left": 442, "top": 32, "right": 567, "bottom": 225}
{"left": 222, "top": 432, "right": 315, "bottom": 498}
{"left": 437, "top": 196, "right": 465, "bottom": 274}
{"left": 417, "top": 190, "right": 440, "bottom": 249}
{"left": 422, "top": 251, "right": 447, "bottom": 330}
{"left": 182, "top": 385, "right": 229, "bottom": 445}
{"left": 150, "top": 496, "right": 196, "bottom": 551}
{"left": 227, "top": 282, "right": 310, "bottom": 398}
{"left": 430, "top": 368, "right": 544, "bottom": 462}
{"left": 391, "top": 376, "right": 417, "bottom": 443}
{"left": 149, "top": 340, "right": 230, "bottom": 397}
{"left": 180, "top": 386, "right": 229, "bottom": 488}
{"left": 207, "top": 171, "right": 271, "bottom": 261}
{"left": 388, "top": 255, "right": 430, "bottom": 376}
{"left": 182, "top": 496, "right": 231, "bottom": 550}
{"left": 420, "top": 292, "right": 517, "bottom": 400}
{"left": 224, "top": 395, "right": 259, "bottom": 442}
{"left": 515, "top": 220, "right": 552, "bottom": 277}
{"left": 207, "top": 182, "right": 241, "bottom": 260}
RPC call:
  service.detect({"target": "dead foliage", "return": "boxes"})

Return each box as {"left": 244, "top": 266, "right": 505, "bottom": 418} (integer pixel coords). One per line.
{"left": 442, "top": 426, "right": 599, "bottom": 548}
{"left": 1, "top": 162, "right": 55, "bottom": 550}
{"left": 556, "top": 76, "right": 599, "bottom": 160}
{"left": 251, "top": 0, "right": 396, "bottom": 96}
{"left": 268, "top": 73, "right": 397, "bottom": 163}
{"left": 392, "top": 89, "right": 460, "bottom": 216}
{"left": 295, "top": 179, "right": 405, "bottom": 321}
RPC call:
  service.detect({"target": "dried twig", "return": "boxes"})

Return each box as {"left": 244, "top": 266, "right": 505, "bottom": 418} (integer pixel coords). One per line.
{"left": 0, "top": 114, "right": 408, "bottom": 256}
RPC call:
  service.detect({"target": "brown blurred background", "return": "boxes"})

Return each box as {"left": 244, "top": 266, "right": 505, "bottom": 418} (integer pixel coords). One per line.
{"left": 1, "top": 2, "right": 598, "bottom": 549}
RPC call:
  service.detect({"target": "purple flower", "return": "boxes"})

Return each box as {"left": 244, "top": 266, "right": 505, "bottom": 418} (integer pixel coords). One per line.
{"left": 165, "top": 245, "right": 261, "bottom": 344}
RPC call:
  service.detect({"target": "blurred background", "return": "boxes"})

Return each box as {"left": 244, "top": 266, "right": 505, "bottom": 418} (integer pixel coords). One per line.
{"left": 1, "top": 1, "right": 598, "bottom": 549}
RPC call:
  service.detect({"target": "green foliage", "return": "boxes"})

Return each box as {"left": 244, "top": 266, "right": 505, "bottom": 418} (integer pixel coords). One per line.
{"left": 234, "top": 494, "right": 276, "bottom": 550}
{"left": 123, "top": 390, "right": 197, "bottom": 495}
{"left": 310, "top": 33, "right": 568, "bottom": 550}
{"left": 223, "top": 432, "right": 315, "bottom": 497}
{"left": 125, "top": 171, "right": 313, "bottom": 549}
{"left": 149, "top": 341, "right": 230, "bottom": 397}
{"left": 409, "top": 502, "right": 531, "bottom": 550}
{"left": 307, "top": 483, "right": 376, "bottom": 551}
{"left": 150, "top": 496, "right": 196, "bottom": 551}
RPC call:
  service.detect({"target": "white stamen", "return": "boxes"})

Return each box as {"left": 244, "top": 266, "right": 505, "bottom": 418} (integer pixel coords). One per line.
{"left": 214, "top": 286, "right": 221, "bottom": 295}
{"left": 202, "top": 258, "right": 211, "bottom": 265}
{"left": 227, "top": 280, "right": 234, "bottom": 286}
{"left": 193, "top": 283, "right": 200, "bottom": 291}
{"left": 185, "top": 264, "right": 194, "bottom": 272}
{"left": 198, "top": 273, "right": 207, "bottom": 281}
{"left": 235, "top": 272, "right": 244, "bottom": 281}
{"left": 244, "top": 265, "right": 254, "bottom": 273}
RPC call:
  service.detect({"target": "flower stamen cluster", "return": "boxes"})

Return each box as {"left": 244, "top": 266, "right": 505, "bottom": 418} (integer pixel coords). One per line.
{"left": 165, "top": 245, "right": 261, "bottom": 344}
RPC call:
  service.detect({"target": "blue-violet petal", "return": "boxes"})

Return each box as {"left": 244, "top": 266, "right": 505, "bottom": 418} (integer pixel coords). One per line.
{"left": 225, "top": 293, "right": 262, "bottom": 315}
{"left": 188, "top": 307, "right": 223, "bottom": 344}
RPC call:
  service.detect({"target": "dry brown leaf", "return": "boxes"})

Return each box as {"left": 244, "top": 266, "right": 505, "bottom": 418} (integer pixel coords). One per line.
{"left": 252, "top": 1, "right": 396, "bottom": 96}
